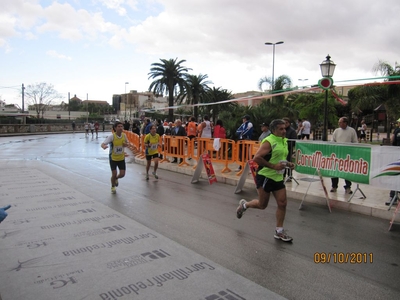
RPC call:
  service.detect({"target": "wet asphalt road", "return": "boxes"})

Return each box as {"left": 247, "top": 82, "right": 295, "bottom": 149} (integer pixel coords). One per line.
{"left": 1, "top": 133, "right": 400, "bottom": 300}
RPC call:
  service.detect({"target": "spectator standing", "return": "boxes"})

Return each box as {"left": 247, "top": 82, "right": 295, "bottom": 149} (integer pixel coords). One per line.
{"left": 301, "top": 118, "right": 311, "bottom": 140}
{"left": 187, "top": 116, "right": 198, "bottom": 140}
{"left": 387, "top": 118, "right": 400, "bottom": 205}
{"left": 197, "top": 122, "right": 203, "bottom": 137}
{"left": 330, "top": 117, "right": 358, "bottom": 194}
{"left": 358, "top": 120, "right": 367, "bottom": 143}
{"left": 132, "top": 122, "right": 140, "bottom": 135}
{"left": 165, "top": 122, "right": 173, "bottom": 135}
{"left": 171, "top": 119, "right": 186, "bottom": 163}
{"left": 235, "top": 115, "right": 254, "bottom": 171}
{"left": 156, "top": 119, "right": 165, "bottom": 136}
{"left": 258, "top": 122, "right": 271, "bottom": 141}
{"left": 124, "top": 120, "right": 130, "bottom": 131}
{"left": 201, "top": 115, "right": 213, "bottom": 138}
{"left": 213, "top": 120, "right": 226, "bottom": 139}
{"left": 283, "top": 117, "right": 297, "bottom": 181}
{"left": 144, "top": 119, "right": 152, "bottom": 135}
{"left": 72, "top": 121, "right": 76, "bottom": 133}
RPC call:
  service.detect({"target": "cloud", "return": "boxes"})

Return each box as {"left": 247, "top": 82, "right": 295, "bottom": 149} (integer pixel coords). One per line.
{"left": 46, "top": 50, "right": 72, "bottom": 61}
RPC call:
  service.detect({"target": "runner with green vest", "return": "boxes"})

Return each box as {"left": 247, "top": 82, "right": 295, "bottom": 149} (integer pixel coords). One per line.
{"left": 236, "top": 119, "right": 295, "bottom": 242}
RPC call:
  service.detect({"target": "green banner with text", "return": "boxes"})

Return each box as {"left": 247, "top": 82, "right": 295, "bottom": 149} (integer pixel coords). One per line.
{"left": 295, "top": 143, "right": 371, "bottom": 184}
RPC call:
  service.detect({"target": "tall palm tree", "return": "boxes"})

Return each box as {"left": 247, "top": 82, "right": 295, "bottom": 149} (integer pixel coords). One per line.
{"left": 148, "top": 58, "right": 191, "bottom": 121}
{"left": 203, "top": 87, "right": 234, "bottom": 122}
{"left": 182, "top": 74, "right": 212, "bottom": 120}
{"left": 258, "top": 74, "right": 292, "bottom": 104}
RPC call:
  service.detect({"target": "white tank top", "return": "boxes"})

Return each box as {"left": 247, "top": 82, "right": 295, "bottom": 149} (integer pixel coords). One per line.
{"left": 202, "top": 121, "right": 212, "bottom": 138}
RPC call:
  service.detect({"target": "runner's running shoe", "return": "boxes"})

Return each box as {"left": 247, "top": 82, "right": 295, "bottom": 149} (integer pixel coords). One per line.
{"left": 236, "top": 199, "right": 247, "bottom": 219}
{"left": 111, "top": 187, "right": 116, "bottom": 194}
{"left": 146, "top": 174, "right": 149, "bottom": 180}
{"left": 115, "top": 179, "right": 119, "bottom": 187}
{"left": 152, "top": 172, "right": 159, "bottom": 179}
{"left": 274, "top": 230, "right": 293, "bottom": 242}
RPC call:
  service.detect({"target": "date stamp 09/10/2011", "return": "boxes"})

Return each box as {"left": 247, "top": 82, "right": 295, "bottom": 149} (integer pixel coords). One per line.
{"left": 314, "top": 252, "right": 373, "bottom": 264}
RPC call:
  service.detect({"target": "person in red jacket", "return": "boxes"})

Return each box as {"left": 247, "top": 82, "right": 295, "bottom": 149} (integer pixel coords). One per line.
{"left": 213, "top": 119, "right": 226, "bottom": 138}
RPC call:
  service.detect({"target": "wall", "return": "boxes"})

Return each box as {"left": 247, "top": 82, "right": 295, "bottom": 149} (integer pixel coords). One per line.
{"left": 0, "top": 124, "right": 112, "bottom": 134}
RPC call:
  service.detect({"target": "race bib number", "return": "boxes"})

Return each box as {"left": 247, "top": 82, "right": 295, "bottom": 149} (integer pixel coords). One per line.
{"left": 150, "top": 144, "right": 158, "bottom": 150}
{"left": 114, "top": 146, "right": 123, "bottom": 155}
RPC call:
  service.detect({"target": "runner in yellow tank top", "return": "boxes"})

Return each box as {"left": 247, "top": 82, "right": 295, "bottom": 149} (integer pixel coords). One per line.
{"left": 101, "top": 122, "right": 129, "bottom": 194}
{"left": 144, "top": 124, "right": 161, "bottom": 180}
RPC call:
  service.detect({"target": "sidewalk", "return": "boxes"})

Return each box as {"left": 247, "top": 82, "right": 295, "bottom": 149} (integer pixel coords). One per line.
{"left": 132, "top": 155, "right": 400, "bottom": 222}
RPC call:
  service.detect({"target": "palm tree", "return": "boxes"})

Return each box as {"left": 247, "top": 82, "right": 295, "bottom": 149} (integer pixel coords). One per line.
{"left": 348, "top": 60, "right": 400, "bottom": 137}
{"left": 258, "top": 74, "right": 292, "bottom": 92}
{"left": 203, "top": 87, "right": 234, "bottom": 122}
{"left": 148, "top": 58, "right": 191, "bottom": 121}
{"left": 181, "top": 74, "right": 212, "bottom": 120}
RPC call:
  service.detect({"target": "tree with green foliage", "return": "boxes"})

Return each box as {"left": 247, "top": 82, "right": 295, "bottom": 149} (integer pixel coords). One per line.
{"left": 348, "top": 60, "right": 400, "bottom": 137}
{"left": 203, "top": 87, "right": 235, "bottom": 122}
{"left": 148, "top": 58, "right": 191, "bottom": 122}
{"left": 181, "top": 73, "right": 212, "bottom": 120}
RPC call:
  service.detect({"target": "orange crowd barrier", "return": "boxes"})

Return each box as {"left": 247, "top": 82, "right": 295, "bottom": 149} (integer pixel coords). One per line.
{"left": 192, "top": 138, "right": 236, "bottom": 173}
{"left": 162, "top": 135, "right": 190, "bottom": 166}
{"left": 235, "top": 140, "right": 261, "bottom": 175}
{"left": 123, "top": 130, "right": 266, "bottom": 177}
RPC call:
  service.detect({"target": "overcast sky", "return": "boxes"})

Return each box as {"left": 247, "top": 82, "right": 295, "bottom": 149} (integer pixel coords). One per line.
{"left": 0, "top": 0, "right": 398, "bottom": 107}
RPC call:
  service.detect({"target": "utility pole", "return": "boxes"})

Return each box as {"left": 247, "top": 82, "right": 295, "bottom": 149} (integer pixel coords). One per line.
{"left": 22, "top": 83, "right": 26, "bottom": 124}
{"left": 68, "top": 92, "right": 70, "bottom": 120}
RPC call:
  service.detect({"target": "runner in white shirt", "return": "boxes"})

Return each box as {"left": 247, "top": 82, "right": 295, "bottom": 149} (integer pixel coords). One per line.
{"left": 201, "top": 115, "right": 212, "bottom": 138}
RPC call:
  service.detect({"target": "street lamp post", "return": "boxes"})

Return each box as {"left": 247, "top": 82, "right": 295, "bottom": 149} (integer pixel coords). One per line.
{"left": 319, "top": 54, "right": 336, "bottom": 141}
{"left": 298, "top": 78, "right": 309, "bottom": 89}
{"left": 124, "top": 82, "right": 129, "bottom": 120}
{"left": 265, "top": 41, "right": 284, "bottom": 91}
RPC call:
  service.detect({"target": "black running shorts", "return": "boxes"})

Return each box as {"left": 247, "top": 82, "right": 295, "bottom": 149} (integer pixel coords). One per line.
{"left": 255, "top": 174, "right": 285, "bottom": 193}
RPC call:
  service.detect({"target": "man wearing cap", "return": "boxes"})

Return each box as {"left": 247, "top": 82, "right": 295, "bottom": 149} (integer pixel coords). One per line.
{"left": 258, "top": 122, "right": 271, "bottom": 141}
{"left": 387, "top": 118, "right": 400, "bottom": 205}
{"left": 235, "top": 115, "right": 254, "bottom": 171}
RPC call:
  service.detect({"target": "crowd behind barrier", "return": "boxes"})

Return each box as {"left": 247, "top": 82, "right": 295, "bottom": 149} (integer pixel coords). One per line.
{"left": 123, "top": 130, "right": 272, "bottom": 176}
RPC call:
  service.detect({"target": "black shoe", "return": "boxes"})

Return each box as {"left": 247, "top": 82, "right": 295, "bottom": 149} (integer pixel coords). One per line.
{"left": 385, "top": 198, "right": 398, "bottom": 206}
{"left": 171, "top": 159, "right": 177, "bottom": 163}
{"left": 179, "top": 159, "right": 183, "bottom": 163}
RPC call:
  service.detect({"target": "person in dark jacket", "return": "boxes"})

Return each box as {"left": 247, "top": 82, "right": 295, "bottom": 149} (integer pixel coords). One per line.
{"left": 171, "top": 119, "right": 186, "bottom": 163}
{"left": 235, "top": 115, "right": 254, "bottom": 171}
{"left": 283, "top": 118, "right": 297, "bottom": 181}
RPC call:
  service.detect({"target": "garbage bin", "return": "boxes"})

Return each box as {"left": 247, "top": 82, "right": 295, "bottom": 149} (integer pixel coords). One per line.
{"left": 378, "top": 126, "right": 384, "bottom": 133}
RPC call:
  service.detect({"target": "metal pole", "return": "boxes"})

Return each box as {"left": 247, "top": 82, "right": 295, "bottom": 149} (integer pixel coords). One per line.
{"left": 86, "top": 93, "right": 88, "bottom": 123}
{"left": 323, "top": 89, "right": 328, "bottom": 141}
{"left": 68, "top": 92, "right": 70, "bottom": 120}
{"left": 21, "top": 83, "right": 25, "bottom": 112}
{"left": 21, "top": 83, "right": 25, "bottom": 124}
{"left": 272, "top": 44, "right": 276, "bottom": 91}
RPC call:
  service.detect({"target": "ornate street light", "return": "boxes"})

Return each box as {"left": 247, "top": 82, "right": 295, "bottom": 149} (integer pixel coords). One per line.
{"left": 265, "top": 41, "right": 284, "bottom": 91}
{"left": 319, "top": 55, "right": 336, "bottom": 141}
